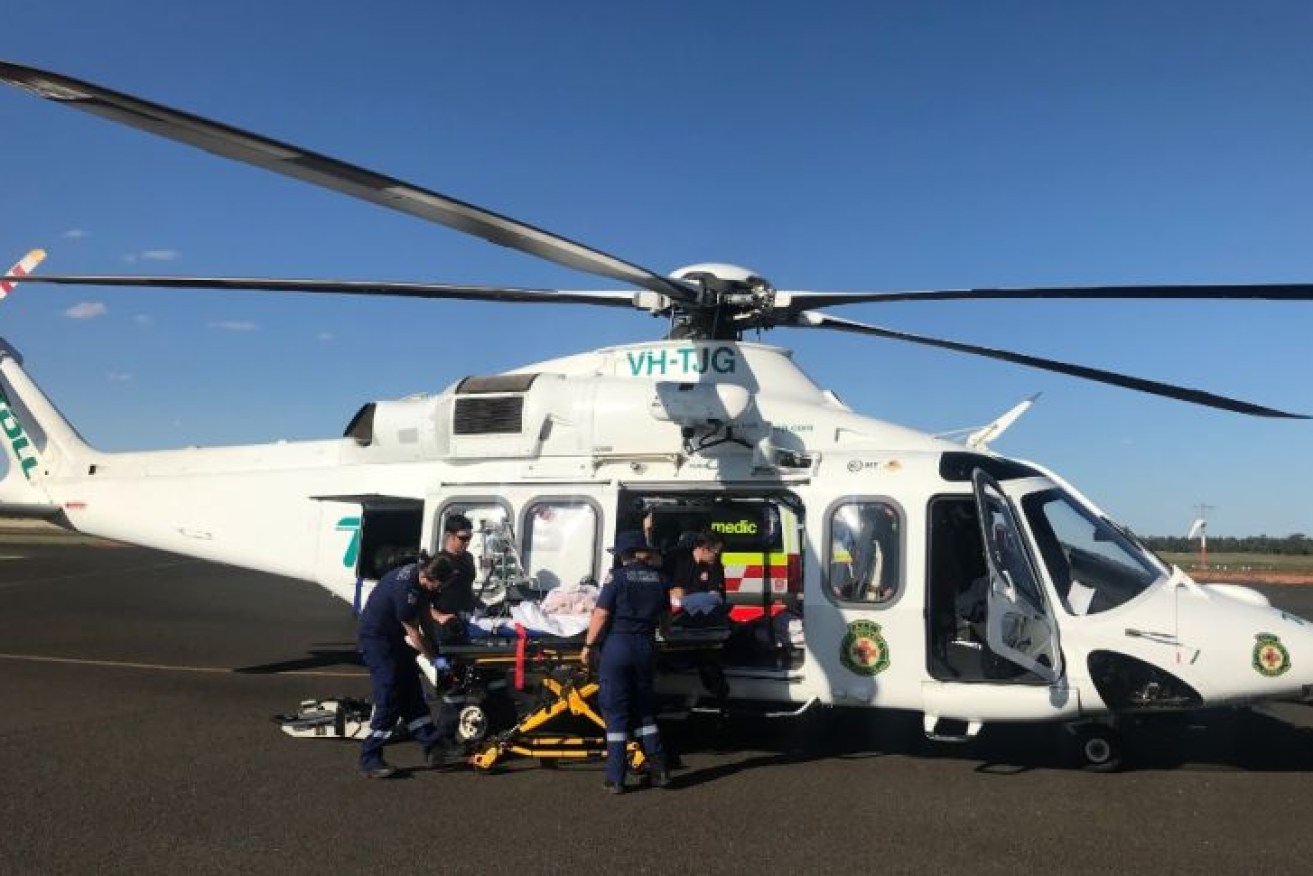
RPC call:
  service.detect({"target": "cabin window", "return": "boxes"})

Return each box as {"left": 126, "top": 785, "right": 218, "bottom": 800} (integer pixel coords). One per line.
{"left": 439, "top": 501, "right": 510, "bottom": 537}
{"left": 437, "top": 500, "right": 514, "bottom": 591}
{"left": 826, "top": 501, "right": 901, "bottom": 604}
{"left": 522, "top": 500, "right": 599, "bottom": 591}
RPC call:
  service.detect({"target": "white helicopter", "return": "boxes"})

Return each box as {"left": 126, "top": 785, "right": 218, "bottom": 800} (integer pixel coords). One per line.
{"left": 3, "top": 60, "right": 1313, "bottom": 771}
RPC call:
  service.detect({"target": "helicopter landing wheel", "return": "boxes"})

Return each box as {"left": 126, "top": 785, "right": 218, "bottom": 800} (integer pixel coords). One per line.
{"left": 1071, "top": 723, "right": 1123, "bottom": 773}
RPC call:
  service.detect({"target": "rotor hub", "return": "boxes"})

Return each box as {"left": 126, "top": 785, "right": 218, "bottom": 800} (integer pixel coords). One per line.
{"left": 666, "top": 264, "right": 776, "bottom": 340}
{"left": 669, "top": 263, "right": 770, "bottom": 289}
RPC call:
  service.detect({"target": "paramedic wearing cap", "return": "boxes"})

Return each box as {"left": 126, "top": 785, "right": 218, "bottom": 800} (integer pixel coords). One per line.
{"left": 356, "top": 553, "right": 461, "bottom": 778}
{"left": 581, "top": 530, "right": 671, "bottom": 793}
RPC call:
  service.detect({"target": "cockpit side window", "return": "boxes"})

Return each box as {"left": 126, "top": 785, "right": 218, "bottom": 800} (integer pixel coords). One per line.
{"left": 827, "top": 501, "right": 901, "bottom": 604}
{"left": 1021, "top": 490, "right": 1164, "bottom": 615}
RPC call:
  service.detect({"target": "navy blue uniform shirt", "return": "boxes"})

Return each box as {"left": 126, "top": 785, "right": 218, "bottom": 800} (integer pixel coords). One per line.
{"left": 598, "top": 563, "right": 670, "bottom": 636}
{"left": 432, "top": 549, "right": 477, "bottom": 614}
{"left": 663, "top": 548, "right": 725, "bottom": 595}
{"left": 358, "top": 562, "right": 426, "bottom": 642}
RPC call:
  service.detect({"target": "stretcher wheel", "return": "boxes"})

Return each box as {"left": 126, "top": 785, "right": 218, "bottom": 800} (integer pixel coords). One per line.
{"left": 456, "top": 704, "right": 489, "bottom": 743}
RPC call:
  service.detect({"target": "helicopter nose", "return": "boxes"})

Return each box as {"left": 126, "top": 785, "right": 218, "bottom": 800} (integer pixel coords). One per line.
{"left": 1175, "top": 585, "right": 1313, "bottom": 705}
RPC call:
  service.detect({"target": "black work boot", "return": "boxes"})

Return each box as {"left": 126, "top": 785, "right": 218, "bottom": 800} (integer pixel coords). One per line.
{"left": 425, "top": 744, "right": 466, "bottom": 769}
{"left": 647, "top": 760, "right": 671, "bottom": 789}
{"left": 361, "top": 762, "right": 399, "bottom": 779}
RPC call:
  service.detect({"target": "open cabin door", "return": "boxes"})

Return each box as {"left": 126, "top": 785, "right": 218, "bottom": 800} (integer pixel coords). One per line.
{"left": 356, "top": 497, "right": 424, "bottom": 581}
{"left": 313, "top": 494, "right": 423, "bottom": 608}
{"left": 620, "top": 489, "right": 803, "bottom": 621}
{"left": 972, "top": 469, "right": 1063, "bottom": 683}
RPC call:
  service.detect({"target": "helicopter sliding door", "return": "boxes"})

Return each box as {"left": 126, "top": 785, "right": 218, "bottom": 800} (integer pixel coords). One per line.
{"left": 972, "top": 470, "right": 1063, "bottom": 683}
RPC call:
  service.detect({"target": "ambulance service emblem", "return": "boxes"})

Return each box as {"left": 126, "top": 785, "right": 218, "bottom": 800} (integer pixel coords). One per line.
{"left": 840, "top": 620, "right": 890, "bottom": 677}
{"left": 1252, "top": 632, "right": 1291, "bottom": 677}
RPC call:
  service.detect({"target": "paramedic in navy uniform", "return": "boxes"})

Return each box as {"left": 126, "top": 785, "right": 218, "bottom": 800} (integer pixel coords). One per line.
{"left": 430, "top": 514, "right": 480, "bottom": 743}
{"left": 435, "top": 514, "right": 477, "bottom": 618}
{"left": 356, "top": 553, "right": 460, "bottom": 778}
{"left": 581, "top": 530, "right": 672, "bottom": 793}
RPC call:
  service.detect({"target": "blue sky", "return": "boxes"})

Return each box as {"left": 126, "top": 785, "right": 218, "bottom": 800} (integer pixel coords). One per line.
{"left": 1, "top": 1, "right": 1311, "bottom": 537}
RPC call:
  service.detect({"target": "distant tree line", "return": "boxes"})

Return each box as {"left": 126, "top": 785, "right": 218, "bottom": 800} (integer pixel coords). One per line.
{"left": 1142, "top": 534, "right": 1311, "bottom": 555}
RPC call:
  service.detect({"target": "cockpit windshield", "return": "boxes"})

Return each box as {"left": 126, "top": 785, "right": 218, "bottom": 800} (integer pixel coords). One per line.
{"left": 1020, "top": 489, "right": 1167, "bottom": 615}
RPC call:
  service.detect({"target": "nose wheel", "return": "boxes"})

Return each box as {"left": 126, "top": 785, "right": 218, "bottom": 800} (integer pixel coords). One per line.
{"left": 1069, "top": 722, "right": 1124, "bottom": 772}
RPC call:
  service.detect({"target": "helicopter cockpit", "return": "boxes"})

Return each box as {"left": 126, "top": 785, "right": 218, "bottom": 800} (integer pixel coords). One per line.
{"left": 1019, "top": 489, "right": 1169, "bottom": 617}
{"left": 929, "top": 464, "right": 1172, "bottom": 684}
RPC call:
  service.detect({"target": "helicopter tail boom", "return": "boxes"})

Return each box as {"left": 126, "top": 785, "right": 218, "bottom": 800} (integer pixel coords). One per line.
{"left": 0, "top": 338, "right": 95, "bottom": 498}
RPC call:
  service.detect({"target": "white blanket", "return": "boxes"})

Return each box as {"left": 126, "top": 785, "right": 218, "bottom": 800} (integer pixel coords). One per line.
{"left": 510, "top": 601, "right": 591, "bottom": 638}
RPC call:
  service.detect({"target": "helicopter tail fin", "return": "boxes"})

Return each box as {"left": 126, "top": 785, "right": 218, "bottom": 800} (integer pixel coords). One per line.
{"left": 0, "top": 249, "right": 46, "bottom": 301}
{"left": 0, "top": 338, "right": 94, "bottom": 514}
{"left": 0, "top": 248, "right": 66, "bottom": 516}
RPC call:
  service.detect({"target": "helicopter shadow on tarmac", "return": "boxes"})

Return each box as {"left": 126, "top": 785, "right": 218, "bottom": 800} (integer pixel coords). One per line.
{"left": 661, "top": 702, "right": 1313, "bottom": 783}
{"left": 233, "top": 644, "right": 363, "bottom": 675}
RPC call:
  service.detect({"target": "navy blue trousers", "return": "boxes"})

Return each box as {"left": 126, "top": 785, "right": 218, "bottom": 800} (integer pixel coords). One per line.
{"left": 598, "top": 633, "right": 665, "bottom": 785}
{"left": 358, "top": 636, "right": 443, "bottom": 769}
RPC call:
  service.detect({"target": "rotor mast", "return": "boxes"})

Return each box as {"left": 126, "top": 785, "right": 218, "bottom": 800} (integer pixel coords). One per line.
{"left": 665, "top": 263, "right": 776, "bottom": 341}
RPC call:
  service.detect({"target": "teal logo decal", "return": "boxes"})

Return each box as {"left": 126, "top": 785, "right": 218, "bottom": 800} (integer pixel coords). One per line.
{"left": 0, "top": 384, "right": 38, "bottom": 480}
{"left": 624, "top": 345, "right": 737, "bottom": 377}
{"left": 336, "top": 516, "right": 362, "bottom": 568}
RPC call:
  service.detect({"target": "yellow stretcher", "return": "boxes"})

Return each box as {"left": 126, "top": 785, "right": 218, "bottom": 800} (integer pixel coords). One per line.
{"left": 441, "top": 628, "right": 728, "bottom": 772}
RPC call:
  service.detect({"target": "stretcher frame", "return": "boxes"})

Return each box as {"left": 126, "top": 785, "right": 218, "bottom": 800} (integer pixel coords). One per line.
{"left": 441, "top": 628, "right": 728, "bottom": 772}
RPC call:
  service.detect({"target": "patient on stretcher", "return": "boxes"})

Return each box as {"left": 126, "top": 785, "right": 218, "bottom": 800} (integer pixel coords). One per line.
{"left": 463, "top": 578, "right": 601, "bottom": 639}
{"left": 453, "top": 525, "right": 733, "bottom": 645}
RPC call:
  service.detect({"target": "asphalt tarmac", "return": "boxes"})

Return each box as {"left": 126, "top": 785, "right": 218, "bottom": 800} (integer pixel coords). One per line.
{"left": 3, "top": 534, "right": 1313, "bottom": 875}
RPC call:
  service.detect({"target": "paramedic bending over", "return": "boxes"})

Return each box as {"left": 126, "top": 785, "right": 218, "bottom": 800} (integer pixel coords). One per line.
{"left": 581, "top": 530, "right": 672, "bottom": 794}
{"left": 356, "top": 553, "right": 461, "bottom": 779}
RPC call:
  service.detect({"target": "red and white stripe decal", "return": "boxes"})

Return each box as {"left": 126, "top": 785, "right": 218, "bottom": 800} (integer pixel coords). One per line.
{"left": 723, "top": 563, "right": 790, "bottom": 593}
{"left": 0, "top": 248, "right": 47, "bottom": 299}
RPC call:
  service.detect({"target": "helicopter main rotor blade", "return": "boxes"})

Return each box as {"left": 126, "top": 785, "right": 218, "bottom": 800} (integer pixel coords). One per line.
{"left": 776, "top": 283, "right": 1313, "bottom": 316}
{"left": 793, "top": 310, "right": 1307, "bottom": 419}
{"left": 0, "top": 60, "right": 697, "bottom": 306}
{"left": 0, "top": 274, "right": 650, "bottom": 309}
